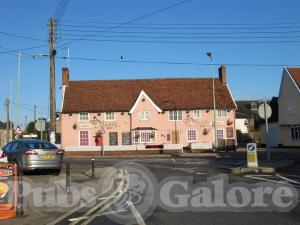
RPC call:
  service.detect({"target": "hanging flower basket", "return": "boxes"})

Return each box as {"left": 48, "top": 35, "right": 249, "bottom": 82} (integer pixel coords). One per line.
{"left": 203, "top": 128, "right": 209, "bottom": 135}
{"left": 227, "top": 120, "right": 233, "bottom": 126}
{"left": 72, "top": 123, "right": 77, "bottom": 130}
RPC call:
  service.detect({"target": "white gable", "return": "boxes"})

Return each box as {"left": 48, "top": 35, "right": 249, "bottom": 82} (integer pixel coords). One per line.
{"left": 129, "top": 90, "right": 162, "bottom": 114}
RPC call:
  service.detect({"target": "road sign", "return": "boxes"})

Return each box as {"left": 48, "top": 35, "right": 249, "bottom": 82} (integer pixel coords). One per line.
{"left": 0, "top": 163, "right": 18, "bottom": 219}
{"left": 258, "top": 103, "right": 272, "bottom": 119}
{"left": 35, "top": 120, "right": 46, "bottom": 132}
{"left": 247, "top": 143, "right": 258, "bottom": 168}
{"left": 14, "top": 127, "right": 22, "bottom": 135}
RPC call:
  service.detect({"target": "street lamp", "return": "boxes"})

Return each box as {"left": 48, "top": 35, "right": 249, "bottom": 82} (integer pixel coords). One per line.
{"left": 161, "top": 100, "right": 178, "bottom": 144}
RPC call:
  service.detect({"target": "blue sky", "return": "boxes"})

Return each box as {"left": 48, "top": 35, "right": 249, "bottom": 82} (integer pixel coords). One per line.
{"left": 1, "top": 0, "right": 300, "bottom": 128}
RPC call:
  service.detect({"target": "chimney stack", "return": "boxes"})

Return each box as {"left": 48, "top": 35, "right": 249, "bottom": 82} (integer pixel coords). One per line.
{"left": 218, "top": 65, "right": 227, "bottom": 84}
{"left": 62, "top": 67, "right": 69, "bottom": 86}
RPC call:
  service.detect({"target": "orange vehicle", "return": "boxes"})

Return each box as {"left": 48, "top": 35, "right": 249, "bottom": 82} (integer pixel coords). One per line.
{"left": 0, "top": 163, "right": 18, "bottom": 219}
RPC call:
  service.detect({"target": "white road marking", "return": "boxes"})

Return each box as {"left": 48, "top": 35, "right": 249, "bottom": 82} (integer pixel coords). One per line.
{"left": 196, "top": 172, "right": 206, "bottom": 175}
{"left": 275, "top": 174, "right": 300, "bottom": 185}
{"left": 68, "top": 209, "right": 127, "bottom": 222}
{"left": 78, "top": 170, "right": 130, "bottom": 225}
{"left": 245, "top": 175, "right": 300, "bottom": 188}
{"left": 45, "top": 168, "right": 116, "bottom": 225}
{"left": 127, "top": 201, "right": 146, "bottom": 225}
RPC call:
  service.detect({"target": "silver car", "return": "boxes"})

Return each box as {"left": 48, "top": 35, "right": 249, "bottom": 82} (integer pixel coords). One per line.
{"left": 2, "top": 140, "right": 64, "bottom": 173}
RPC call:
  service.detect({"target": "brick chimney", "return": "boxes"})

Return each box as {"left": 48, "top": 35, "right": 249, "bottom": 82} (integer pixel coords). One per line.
{"left": 218, "top": 65, "right": 227, "bottom": 84}
{"left": 62, "top": 67, "right": 69, "bottom": 86}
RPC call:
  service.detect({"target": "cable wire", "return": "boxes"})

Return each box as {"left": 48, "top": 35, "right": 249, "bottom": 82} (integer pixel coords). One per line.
{"left": 57, "top": 0, "right": 192, "bottom": 48}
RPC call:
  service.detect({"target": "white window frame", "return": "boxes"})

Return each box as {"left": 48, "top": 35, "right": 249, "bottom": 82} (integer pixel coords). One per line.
{"left": 193, "top": 110, "right": 201, "bottom": 118}
{"left": 217, "top": 109, "right": 227, "bottom": 118}
{"left": 186, "top": 129, "right": 197, "bottom": 142}
{"left": 140, "top": 111, "right": 150, "bottom": 121}
{"left": 79, "top": 112, "right": 89, "bottom": 121}
{"left": 79, "top": 130, "right": 90, "bottom": 146}
{"left": 133, "top": 130, "right": 156, "bottom": 143}
{"left": 216, "top": 129, "right": 225, "bottom": 140}
{"left": 168, "top": 110, "right": 182, "bottom": 121}
{"left": 105, "top": 112, "right": 116, "bottom": 121}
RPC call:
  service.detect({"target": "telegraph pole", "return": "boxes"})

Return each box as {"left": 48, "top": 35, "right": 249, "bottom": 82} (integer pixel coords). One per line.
{"left": 49, "top": 17, "right": 56, "bottom": 143}
{"left": 5, "top": 98, "right": 10, "bottom": 144}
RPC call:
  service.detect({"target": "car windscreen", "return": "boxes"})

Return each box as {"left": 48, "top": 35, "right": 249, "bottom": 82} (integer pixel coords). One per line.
{"left": 25, "top": 142, "right": 58, "bottom": 150}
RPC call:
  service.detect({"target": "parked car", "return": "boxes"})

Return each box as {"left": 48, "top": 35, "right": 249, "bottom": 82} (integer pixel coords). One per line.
{"left": 2, "top": 140, "right": 64, "bottom": 173}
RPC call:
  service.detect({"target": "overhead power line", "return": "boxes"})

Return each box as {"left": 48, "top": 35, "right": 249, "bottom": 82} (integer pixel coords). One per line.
{"left": 59, "top": 24, "right": 300, "bottom": 30}
{"left": 60, "top": 20, "right": 300, "bottom": 26}
{"left": 55, "top": 55, "right": 300, "bottom": 68}
{"left": 54, "top": 0, "right": 70, "bottom": 22}
{"left": 57, "top": 0, "right": 192, "bottom": 48}
{"left": 0, "top": 31, "right": 46, "bottom": 42}
{"left": 0, "top": 44, "right": 48, "bottom": 55}
{"left": 59, "top": 38, "right": 300, "bottom": 44}
{"left": 59, "top": 33, "right": 300, "bottom": 40}
{"left": 59, "top": 29, "right": 300, "bottom": 35}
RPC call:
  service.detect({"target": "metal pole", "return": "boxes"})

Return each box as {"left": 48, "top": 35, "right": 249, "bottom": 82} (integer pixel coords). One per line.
{"left": 67, "top": 47, "right": 70, "bottom": 69}
{"left": 66, "top": 162, "right": 70, "bottom": 192}
{"left": 9, "top": 79, "right": 13, "bottom": 141}
{"left": 24, "top": 115, "right": 27, "bottom": 134}
{"left": 212, "top": 75, "right": 218, "bottom": 151}
{"left": 17, "top": 52, "right": 21, "bottom": 128}
{"left": 17, "top": 170, "right": 24, "bottom": 217}
{"left": 174, "top": 102, "right": 178, "bottom": 144}
{"left": 264, "top": 100, "right": 271, "bottom": 161}
{"left": 5, "top": 98, "right": 10, "bottom": 144}
{"left": 91, "top": 158, "right": 96, "bottom": 179}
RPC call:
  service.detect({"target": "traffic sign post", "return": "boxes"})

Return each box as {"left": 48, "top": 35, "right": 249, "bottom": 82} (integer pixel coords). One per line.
{"left": 258, "top": 101, "right": 272, "bottom": 161}
{"left": 247, "top": 143, "right": 258, "bottom": 168}
{"left": 35, "top": 120, "right": 46, "bottom": 141}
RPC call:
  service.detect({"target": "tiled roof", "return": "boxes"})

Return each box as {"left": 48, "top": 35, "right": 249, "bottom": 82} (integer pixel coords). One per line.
{"left": 287, "top": 68, "right": 300, "bottom": 89}
{"left": 62, "top": 78, "right": 236, "bottom": 113}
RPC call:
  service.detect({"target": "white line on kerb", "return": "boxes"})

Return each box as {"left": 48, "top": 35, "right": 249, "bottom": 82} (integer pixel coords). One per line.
{"left": 127, "top": 201, "right": 146, "bottom": 225}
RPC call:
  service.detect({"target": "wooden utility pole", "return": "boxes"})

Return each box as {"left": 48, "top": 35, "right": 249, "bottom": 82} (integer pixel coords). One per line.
{"left": 5, "top": 98, "right": 10, "bottom": 144}
{"left": 49, "top": 17, "right": 56, "bottom": 142}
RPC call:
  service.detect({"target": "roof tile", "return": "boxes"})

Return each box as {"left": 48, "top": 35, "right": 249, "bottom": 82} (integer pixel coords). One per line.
{"left": 62, "top": 78, "right": 236, "bottom": 113}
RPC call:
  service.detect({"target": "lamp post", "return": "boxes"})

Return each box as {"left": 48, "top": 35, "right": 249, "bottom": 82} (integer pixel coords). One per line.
{"left": 206, "top": 52, "right": 218, "bottom": 151}
{"left": 161, "top": 100, "right": 178, "bottom": 144}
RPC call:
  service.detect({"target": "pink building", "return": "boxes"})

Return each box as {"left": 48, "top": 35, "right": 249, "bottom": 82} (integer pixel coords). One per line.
{"left": 60, "top": 66, "right": 237, "bottom": 155}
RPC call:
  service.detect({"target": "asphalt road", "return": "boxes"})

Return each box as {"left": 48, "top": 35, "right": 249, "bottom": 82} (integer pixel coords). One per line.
{"left": 1, "top": 150, "right": 300, "bottom": 225}
{"left": 56, "top": 150, "right": 300, "bottom": 225}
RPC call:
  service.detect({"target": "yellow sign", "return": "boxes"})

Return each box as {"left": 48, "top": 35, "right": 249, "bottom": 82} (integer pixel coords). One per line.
{"left": 247, "top": 143, "right": 258, "bottom": 168}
